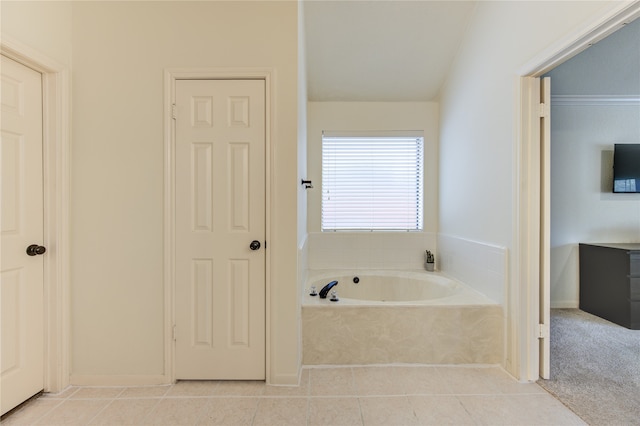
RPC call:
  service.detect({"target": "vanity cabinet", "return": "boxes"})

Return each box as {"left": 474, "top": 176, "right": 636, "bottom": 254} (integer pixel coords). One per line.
{"left": 579, "top": 243, "right": 640, "bottom": 330}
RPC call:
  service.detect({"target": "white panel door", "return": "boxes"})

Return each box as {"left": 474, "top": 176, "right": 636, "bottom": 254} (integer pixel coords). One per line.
{"left": 174, "top": 79, "right": 265, "bottom": 380}
{"left": 1, "top": 56, "right": 45, "bottom": 415}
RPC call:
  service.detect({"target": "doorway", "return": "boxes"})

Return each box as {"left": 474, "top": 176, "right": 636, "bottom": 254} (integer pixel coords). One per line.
{"left": 170, "top": 77, "right": 268, "bottom": 380}
{"left": 0, "top": 39, "right": 70, "bottom": 406}
{"left": 516, "top": 2, "right": 640, "bottom": 381}
{"left": 1, "top": 55, "right": 45, "bottom": 416}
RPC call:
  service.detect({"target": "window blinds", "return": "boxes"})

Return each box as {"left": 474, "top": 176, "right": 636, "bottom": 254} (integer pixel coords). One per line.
{"left": 322, "top": 135, "right": 424, "bottom": 231}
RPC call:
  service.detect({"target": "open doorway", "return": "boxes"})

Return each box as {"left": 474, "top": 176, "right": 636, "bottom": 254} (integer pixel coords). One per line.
{"left": 518, "top": 5, "right": 640, "bottom": 423}
{"left": 517, "top": 0, "right": 639, "bottom": 380}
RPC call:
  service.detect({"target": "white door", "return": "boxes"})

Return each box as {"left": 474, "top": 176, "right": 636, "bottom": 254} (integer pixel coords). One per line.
{"left": 539, "top": 76, "right": 551, "bottom": 379}
{"left": 1, "top": 56, "right": 45, "bottom": 415}
{"left": 174, "top": 79, "right": 266, "bottom": 380}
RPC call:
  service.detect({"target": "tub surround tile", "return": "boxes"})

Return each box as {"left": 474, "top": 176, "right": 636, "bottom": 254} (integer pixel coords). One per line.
{"left": 303, "top": 305, "right": 503, "bottom": 365}
{"left": 438, "top": 234, "right": 507, "bottom": 305}
{"left": 308, "top": 232, "right": 437, "bottom": 270}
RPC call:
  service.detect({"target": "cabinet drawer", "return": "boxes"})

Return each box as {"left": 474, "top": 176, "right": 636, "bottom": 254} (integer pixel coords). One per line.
{"left": 631, "top": 277, "right": 640, "bottom": 301}
{"left": 631, "top": 254, "right": 640, "bottom": 276}
{"left": 631, "top": 301, "right": 640, "bottom": 330}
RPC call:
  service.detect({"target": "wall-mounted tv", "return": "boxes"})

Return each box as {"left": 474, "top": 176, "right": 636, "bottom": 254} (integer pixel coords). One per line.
{"left": 613, "top": 144, "right": 640, "bottom": 193}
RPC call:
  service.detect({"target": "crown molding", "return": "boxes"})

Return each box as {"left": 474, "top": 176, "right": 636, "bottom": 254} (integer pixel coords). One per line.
{"left": 551, "top": 95, "right": 640, "bottom": 106}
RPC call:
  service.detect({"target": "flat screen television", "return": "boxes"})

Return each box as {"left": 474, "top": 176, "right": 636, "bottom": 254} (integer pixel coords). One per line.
{"left": 613, "top": 144, "right": 640, "bottom": 193}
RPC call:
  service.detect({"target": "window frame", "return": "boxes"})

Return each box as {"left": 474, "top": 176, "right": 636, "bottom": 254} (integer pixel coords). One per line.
{"left": 321, "top": 131, "right": 425, "bottom": 232}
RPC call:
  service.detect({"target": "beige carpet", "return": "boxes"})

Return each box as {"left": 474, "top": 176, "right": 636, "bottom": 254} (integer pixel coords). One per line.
{"left": 537, "top": 309, "right": 640, "bottom": 425}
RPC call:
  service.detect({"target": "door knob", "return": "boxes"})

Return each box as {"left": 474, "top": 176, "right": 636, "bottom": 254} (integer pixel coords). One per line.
{"left": 249, "top": 240, "right": 261, "bottom": 251}
{"left": 26, "top": 244, "right": 46, "bottom": 256}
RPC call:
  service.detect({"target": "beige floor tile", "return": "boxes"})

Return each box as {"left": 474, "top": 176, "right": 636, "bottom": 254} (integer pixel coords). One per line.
{"left": 1, "top": 366, "right": 585, "bottom": 426}
{"left": 88, "top": 398, "right": 158, "bottom": 425}
{"left": 358, "top": 396, "right": 419, "bottom": 426}
{"left": 166, "top": 380, "right": 219, "bottom": 397}
{"left": 212, "top": 380, "right": 266, "bottom": 396}
{"left": 141, "top": 398, "right": 210, "bottom": 425}
{"left": 308, "top": 397, "right": 363, "bottom": 426}
{"left": 118, "top": 385, "right": 172, "bottom": 398}
{"left": 352, "top": 366, "right": 405, "bottom": 396}
{"left": 436, "top": 366, "right": 506, "bottom": 394}
{"left": 408, "top": 395, "right": 476, "bottom": 425}
{"left": 195, "top": 397, "right": 259, "bottom": 425}
{"left": 35, "top": 399, "right": 110, "bottom": 425}
{"left": 309, "top": 367, "right": 356, "bottom": 396}
{"left": 252, "top": 397, "right": 308, "bottom": 426}
{"left": 393, "top": 366, "right": 450, "bottom": 395}
{"left": 458, "top": 394, "right": 587, "bottom": 425}
{"left": 70, "top": 387, "right": 125, "bottom": 399}
{"left": 0, "top": 399, "right": 62, "bottom": 426}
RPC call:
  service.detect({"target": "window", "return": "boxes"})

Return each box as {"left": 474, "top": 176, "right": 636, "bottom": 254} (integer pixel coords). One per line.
{"left": 322, "top": 133, "right": 424, "bottom": 231}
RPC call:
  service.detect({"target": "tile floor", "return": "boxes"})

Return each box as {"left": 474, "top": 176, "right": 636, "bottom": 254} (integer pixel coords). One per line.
{"left": 1, "top": 365, "right": 585, "bottom": 425}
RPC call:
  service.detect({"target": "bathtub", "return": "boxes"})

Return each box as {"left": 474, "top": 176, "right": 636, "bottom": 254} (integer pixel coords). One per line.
{"left": 305, "top": 270, "right": 493, "bottom": 305}
{"left": 302, "top": 270, "right": 503, "bottom": 365}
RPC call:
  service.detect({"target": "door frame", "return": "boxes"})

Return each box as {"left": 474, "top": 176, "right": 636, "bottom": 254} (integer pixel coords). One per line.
{"left": 163, "top": 68, "right": 273, "bottom": 383}
{"left": 1, "top": 37, "right": 71, "bottom": 393}
{"left": 512, "top": 1, "right": 640, "bottom": 381}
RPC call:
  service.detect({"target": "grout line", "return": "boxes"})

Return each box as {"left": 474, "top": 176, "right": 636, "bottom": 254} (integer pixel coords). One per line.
{"left": 84, "top": 398, "right": 114, "bottom": 425}
{"left": 139, "top": 396, "right": 164, "bottom": 426}
{"left": 20, "top": 398, "right": 67, "bottom": 426}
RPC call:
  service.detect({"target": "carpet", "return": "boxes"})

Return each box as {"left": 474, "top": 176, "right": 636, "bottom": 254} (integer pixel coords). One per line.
{"left": 537, "top": 309, "right": 640, "bottom": 425}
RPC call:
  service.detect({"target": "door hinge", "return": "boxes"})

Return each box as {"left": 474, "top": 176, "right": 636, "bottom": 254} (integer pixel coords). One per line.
{"left": 172, "top": 324, "right": 177, "bottom": 341}
{"left": 537, "top": 323, "right": 550, "bottom": 339}
{"left": 539, "top": 102, "right": 549, "bottom": 118}
{"left": 171, "top": 104, "right": 177, "bottom": 120}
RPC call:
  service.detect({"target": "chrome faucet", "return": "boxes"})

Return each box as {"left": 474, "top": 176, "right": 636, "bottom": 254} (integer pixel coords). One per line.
{"left": 319, "top": 280, "right": 338, "bottom": 299}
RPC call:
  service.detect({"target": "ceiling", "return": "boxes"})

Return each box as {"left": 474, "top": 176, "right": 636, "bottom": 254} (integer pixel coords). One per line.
{"left": 304, "top": 0, "right": 477, "bottom": 102}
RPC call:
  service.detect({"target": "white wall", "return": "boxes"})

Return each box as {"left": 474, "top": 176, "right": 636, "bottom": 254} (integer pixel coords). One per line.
{"left": 66, "top": 1, "right": 299, "bottom": 384}
{"left": 307, "top": 102, "right": 439, "bottom": 232}
{"left": 1, "top": 1, "right": 72, "bottom": 67}
{"left": 546, "top": 19, "right": 640, "bottom": 307}
{"left": 306, "top": 102, "right": 439, "bottom": 271}
{"left": 438, "top": 0, "right": 625, "bottom": 377}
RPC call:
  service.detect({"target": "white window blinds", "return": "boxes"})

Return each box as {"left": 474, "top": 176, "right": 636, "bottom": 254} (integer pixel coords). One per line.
{"left": 322, "top": 134, "right": 424, "bottom": 231}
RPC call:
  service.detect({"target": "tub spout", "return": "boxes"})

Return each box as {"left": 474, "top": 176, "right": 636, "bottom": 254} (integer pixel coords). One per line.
{"left": 319, "top": 280, "right": 338, "bottom": 299}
